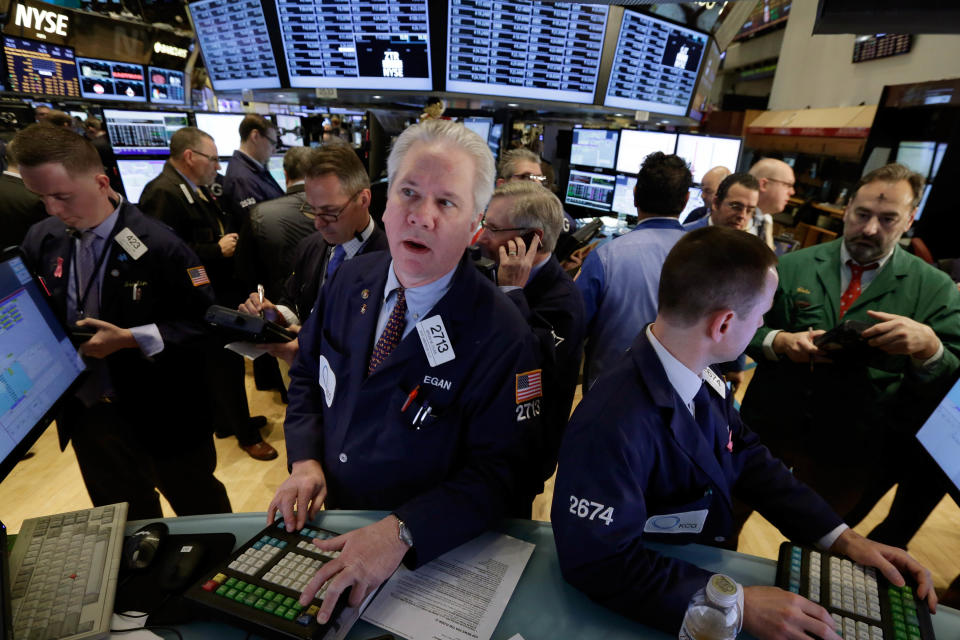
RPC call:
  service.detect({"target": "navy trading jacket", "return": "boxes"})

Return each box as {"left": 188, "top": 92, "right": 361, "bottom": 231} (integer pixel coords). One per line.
{"left": 222, "top": 150, "right": 284, "bottom": 222}
{"left": 552, "top": 329, "right": 842, "bottom": 633}
{"left": 285, "top": 251, "right": 543, "bottom": 567}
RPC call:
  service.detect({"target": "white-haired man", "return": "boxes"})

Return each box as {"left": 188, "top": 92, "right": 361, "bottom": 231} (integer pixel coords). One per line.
{"left": 268, "top": 120, "right": 541, "bottom": 624}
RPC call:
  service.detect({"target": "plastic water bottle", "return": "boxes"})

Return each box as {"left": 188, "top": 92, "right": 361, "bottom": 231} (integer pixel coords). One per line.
{"left": 678, "top": 574, "right": 744, "bottom": 640}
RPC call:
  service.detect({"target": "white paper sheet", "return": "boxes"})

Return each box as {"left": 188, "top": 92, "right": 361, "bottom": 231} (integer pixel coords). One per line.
{"left": 361, "top": 532, "right": 534, "bottom": 640}
{"left": 225, "top": 341, "right": 271, "bottom": 360}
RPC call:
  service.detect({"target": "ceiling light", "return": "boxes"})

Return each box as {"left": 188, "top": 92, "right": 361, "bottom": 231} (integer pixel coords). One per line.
{"left": 507, "top": 103, "right": 518, "bottom": 107}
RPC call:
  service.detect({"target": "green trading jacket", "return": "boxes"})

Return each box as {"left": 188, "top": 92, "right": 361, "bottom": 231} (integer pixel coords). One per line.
{"left": 743, "top": 239, "right": 960, "bottom": 439}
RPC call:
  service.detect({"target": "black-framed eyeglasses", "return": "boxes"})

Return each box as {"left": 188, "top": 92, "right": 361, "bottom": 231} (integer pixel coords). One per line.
{"left": 264, "top": 134, "right": 279, "bottom": 147}
{"left": 511, "top": 173, "right": 546, "bottom": 183}
{"left": 721, "top": 201, "right": 752, "bottom": 214}
{"left": 766, "top": 177, "right": 795, "bottom": 189}
{"left": 480, "top": 216, "right": 530, "bottom": 234}
{"left": 300, "top": 190, "right": 362, "bottom": 222}
{"left": 189, "top": 148, "right": 220, "bottom": 163}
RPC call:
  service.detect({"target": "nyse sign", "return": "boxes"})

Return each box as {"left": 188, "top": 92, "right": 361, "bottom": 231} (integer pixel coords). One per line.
{"left": 13, "top": 3, "right": 69, "bottom": 39}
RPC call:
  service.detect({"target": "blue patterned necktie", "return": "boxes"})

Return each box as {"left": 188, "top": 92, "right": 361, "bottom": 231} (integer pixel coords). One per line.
{"left": 368, "top": 287, "right": 406, "bottom": 375}
{"left": 77, "top": 230, "right": 100, "bottom": 319}
{"left": 326, "top": 244, "right": 346, "bottom": 281}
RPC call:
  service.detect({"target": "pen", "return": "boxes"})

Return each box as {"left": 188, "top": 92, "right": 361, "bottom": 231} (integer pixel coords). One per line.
{"left": 401, "top": 385, "right": 420, "bottom": 412}
{"left": 257, "top": 284, "right": 265, "bottom": 319}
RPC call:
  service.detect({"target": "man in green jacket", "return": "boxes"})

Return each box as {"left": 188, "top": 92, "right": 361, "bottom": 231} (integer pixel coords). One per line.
{"left": 741, "top": 163, "right": 960, "bottom": 520}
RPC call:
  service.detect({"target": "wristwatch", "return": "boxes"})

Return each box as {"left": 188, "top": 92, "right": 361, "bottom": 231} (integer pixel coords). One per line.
{"left": 396, "top": 518, "right": 414, "bottom": 548}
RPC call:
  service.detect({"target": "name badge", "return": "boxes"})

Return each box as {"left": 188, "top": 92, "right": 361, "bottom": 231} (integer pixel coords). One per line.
{"left": 702, "top": 367, "right": 726, "bottom": 399}
{"left": 114, "top": 227, "right": 148, "bottom": 260}
{"left": 643, "top": 509, "right": 709, "bottom": 534}
{"left": 318, "top": 355, "right": 336, "bottom": 407}
{"left": 179, "top": 183, "right": 195, "bottom": 205}
{"left": 416, "top": 315, "right": 455, "bottom": 367}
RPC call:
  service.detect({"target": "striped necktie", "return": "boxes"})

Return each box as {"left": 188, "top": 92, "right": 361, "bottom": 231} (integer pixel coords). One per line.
{"left": 368, "top": 287, "right": 406, "bottom": 375}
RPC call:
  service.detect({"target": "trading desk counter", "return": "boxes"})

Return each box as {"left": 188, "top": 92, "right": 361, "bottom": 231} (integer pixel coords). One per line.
{"left": 136, "top": 511, "right": 960, "bottom": 639}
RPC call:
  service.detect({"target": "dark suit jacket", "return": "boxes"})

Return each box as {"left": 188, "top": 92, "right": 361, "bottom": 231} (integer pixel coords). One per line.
{"left": 552, "top": 331, "right": 842, "bottom": 632}
{"left": 21, "top": 202, "right": 216, "bottom": 454}
{"left": 505, "top": 255, "right": 585, "bottom": 485}
{"left": 285, "top": 252, "right": 542, "bottom": 566}
{"left": 222, "top": 150, "right": 285, "bottom": 223}
{"left": 0, "top": 172, "right": 46, "bottom": 250}
{"left": 279, "top": 225, "right": 388, "bottom": 323}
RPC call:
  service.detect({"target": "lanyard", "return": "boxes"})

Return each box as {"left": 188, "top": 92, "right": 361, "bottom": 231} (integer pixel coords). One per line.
{"left": 72, "top": 219, "right": 120, "bottom": 319}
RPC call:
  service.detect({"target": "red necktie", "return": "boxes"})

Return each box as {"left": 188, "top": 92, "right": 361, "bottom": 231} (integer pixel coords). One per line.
{"left": 368, "top": 287, "right": 406, "bottom": 375}
{"left": 839, "top": 260, "right": 879, "bottom": 320}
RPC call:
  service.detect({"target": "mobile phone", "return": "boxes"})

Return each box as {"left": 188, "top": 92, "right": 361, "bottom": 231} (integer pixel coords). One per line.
{"left": 520, "top": 230, "right": 537, "bottom": 250}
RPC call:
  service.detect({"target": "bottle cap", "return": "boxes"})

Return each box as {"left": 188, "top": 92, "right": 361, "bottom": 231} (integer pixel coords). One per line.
{"left": 706, "top": 574, "right": 740, "bottom": 608}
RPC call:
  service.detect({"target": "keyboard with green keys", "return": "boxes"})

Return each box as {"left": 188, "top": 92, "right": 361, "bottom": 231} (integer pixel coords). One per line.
{"left": 775, "top": 542, "right": 935, "bottom": 640}
{"left": 184, "top": 519, "right": 349, "bottom": 639}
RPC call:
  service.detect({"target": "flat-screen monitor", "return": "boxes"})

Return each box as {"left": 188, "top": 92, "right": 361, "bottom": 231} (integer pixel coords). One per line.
{"left": 611, "top": 174, "right": 637, "bottom": 216}
{"left": 488, "top": 123, "right": 503, "bottom": 157}
{"left": 604, "top": 10, "right": 708, "bottom": 117}
{"left": 615, "top": 130, "right": 678, "bottom": 174}
{"left": 276, "top": 0, "right": 432, "bottom": 90}
{"left": 446, "top": 1, "right": 609, "bottom": 104}
{"left": 188, "top": 0, "right": 281, "bottom": 90}
{"left": 0, "top": 250, "right": 85, "bottom": 484}
{"left": 678, "top": 187, "right": 704, "bottom": 224}
{"left": 194, "top": 113, "right": 245, "bottom": 157}
{"left": 267, "top": 154, "right": 286, "bottom": 187}
{"left": 565, "top": 169, "right": 615, "bottom": 212}
{"left": 76, "top": 57, "right": 146, "bottom": 102}
{"left": 117, "top": 159, "right": 166, "bottom": 203}
{"left": 148, "top": 66, "right": 186, "bottom": 105}
{"left": 933, "top": 143, "right": 948, "bottom": 179}
{"left": 462, "top": 117, "right": 492, "bottom": 143}
{"left": 102, "top": 109, "right": 189, "bottom": 157}
{"left": 675, "top": 134, "right": 742, "bottom": 183}
{"left": 916, "top": 374, "right": 960, "bottom": 493}
{"left": 275, "top": 114, "right": 302, "bottom": 147}
{"left": 571, "top": 129, "right": 619, "bottom": 170}
{"left": 913, "top": 184, "right": 933, "bottom": 222}
{"left": 689, "top": 39, "right": 722, "bottom": 122}
{"left": 3, "top": 36, "right": 79, "bottom": 97}
{"left": 896, "top": 141, "right": 938, "bottom": 179}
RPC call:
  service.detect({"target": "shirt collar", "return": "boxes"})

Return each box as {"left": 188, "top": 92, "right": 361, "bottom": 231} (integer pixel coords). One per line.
{"left": 646, "top": 324, "right": 703, "bottom": 410}
{"left": 840, "top": 239, "right": 895, "bottom": 270}
{"left": 172, "top": 166, "right": 199, "bottom": 193}
{"left": 238, "top": 149, "right": 264, "bottom": 171}
{"left": 341, "top": 216, "right": 375, "bottom": 259}
{"left": 383, "top": 259, "right": 458, "bottom": 322}
{"left": 527, "top": 254, "right": 550, "bottom": 282}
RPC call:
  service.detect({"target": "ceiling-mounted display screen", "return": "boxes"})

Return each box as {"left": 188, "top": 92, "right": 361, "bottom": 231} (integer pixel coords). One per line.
{"left": 276, "top": 0, "right": 432, "bottom": 90}
{"left": 4, "top": 36, "right": 79, "bottom": 97}
{"left": 148, "top": 66, "right": 186, "bottom": 105}
{"left": 675, "top": 134, "right": 742, "bottom": 183}
{"left": 76, "top": 57, "right": 146, "bottom": 102}
{"left": 604, "top": 10, "right": 707, "bottom": 117}
{"left": 446, "top": 1, "right": 608, "bottom": 104}
{"left": 188, "top": 0, "right": 280, "bottom": 90}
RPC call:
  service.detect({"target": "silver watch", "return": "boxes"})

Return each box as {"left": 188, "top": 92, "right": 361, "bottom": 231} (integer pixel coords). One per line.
{"left": 397, "top": 518, "right": 414, "bottom": 548}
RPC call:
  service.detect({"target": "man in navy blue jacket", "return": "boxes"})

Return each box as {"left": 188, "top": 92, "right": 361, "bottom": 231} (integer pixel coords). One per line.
{"left": 268, "top": 120, "right": 541, "bottom": 624}
{"left": 222, "top": 114, "right": 285, "bottom": 224}
{"left": 552, "top": 227, "right": 936, "bottom": 638}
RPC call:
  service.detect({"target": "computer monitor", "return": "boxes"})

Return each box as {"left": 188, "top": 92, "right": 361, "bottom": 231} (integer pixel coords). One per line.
{"left": 916, "top": 374, "right": 960, "bottom": 493}
{"left": 276, "top": 0, "right": 432, "bottom": 90}
{"left": 604, "top": 9, "right": 708, "bottom": 117}
{"left": 148, "top": 66, "right": 186, "bottom": 105}
{"left": 462, "top": 117, "right": 492, "bottom": 144}
{"left": 76, "top": 57, "right": 146, "bottom": 102}
{"left": 117, "top": 159, "right": 166, "bottom": 204}
{"left": 188, "top": 0, "right": 281, "bottom": 91}
{"left": 570, "top": 129, "right": 619, "bottom": 170}
{"left": 267, "top": 155, "right": 286, "bottom": 187}
{"left": 102, "top": 109, "right": 189, "bottom": 157}
{"left": 615, "top": 130, "right": 678, "bottom": 174}
{"left": 565, "top": 169, "right": 615, "bottom": 212}
{"left": 194, "top": 113, "right": 245, "bottom": 157}
{"left": 689, "top": 39, "right": 722, "bottom": 122}
{"left": 933, "top": 143, "right": 948, "bottom": 179}
{"left": 274, "top": 114, "right": 302, "bottom": 148}
{"left": 446, "top": 1, "right": 609, "bottom": 104}
{"left": 3, "top": 36, "right": 80, "bottom": 97}
{"left": 678, "top": 187, "right": 704, "bottom": 224}
{"left": 896, "top": 141, "right": 937, "bottom": 179}
{"left": 611, "top": 174, "right": 637, "bottom": 216}
{"left": 0, "top": 249, "right": 85, "bottom": 484}
{"left": 913, "top": 184, "right": 933, "bottom": 222}
{"left": 675, "top": 134, "right": 743, "bottom": 183}
{"left": 488, "top": 123, "right": 503, "bottom": 158}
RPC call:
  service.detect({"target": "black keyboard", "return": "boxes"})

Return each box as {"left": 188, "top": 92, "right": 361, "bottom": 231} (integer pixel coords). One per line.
{"left": 184, "top": 519, "right": 348, "bottom": 639}
{"left": 775, "top": 542, "right": 935, "bottom": 640}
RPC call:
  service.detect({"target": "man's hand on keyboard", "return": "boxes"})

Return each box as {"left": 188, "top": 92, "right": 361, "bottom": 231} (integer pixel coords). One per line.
{"left": 743, "top": 585, "right": 841, "bottom": 640}
{"left": 830, "top": 528, "right": 938, "bottom": 613}
{"left": 299, "top": 515, "right": 410, "bottom": 624}
{"left": 267, "top": 459, "right": 328, "bottom": 532}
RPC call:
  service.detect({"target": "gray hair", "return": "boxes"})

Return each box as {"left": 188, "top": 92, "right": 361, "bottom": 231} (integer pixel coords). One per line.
{"left": 490, "top": 181, "right": 564, "bottom": 253}
{"left": 498, "top": 148, "right": 541, "bottom": 181}
{"left": 282, "top": 146, "right": 313, "bottom": 183}
{"left": 387, "top": 119, "right": 495, "bottom": 217}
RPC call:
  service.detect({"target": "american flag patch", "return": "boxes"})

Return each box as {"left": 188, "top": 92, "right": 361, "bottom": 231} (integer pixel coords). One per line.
{"left": 187, "top": 266, "right": 210, "bottom": 287}
{"left": 515, "top": 369, "right": 542, "bottom": 403}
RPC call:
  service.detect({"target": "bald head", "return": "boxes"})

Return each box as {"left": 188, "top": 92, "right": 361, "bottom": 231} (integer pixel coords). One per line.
{"left": 700, "top": 166, "right": 731, "bottom": 213}
{"left": 749, "top": 158, "right": 795, "bottom": 214}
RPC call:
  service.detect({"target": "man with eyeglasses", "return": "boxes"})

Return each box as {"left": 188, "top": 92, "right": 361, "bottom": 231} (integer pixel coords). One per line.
{"left": 748, "top": 157, "right": 797, "bottom": 249}
{"left": 682, "top": 165, "right": 730, "bottom": 226}
{"left": 239, "top": 142, "right": 387, "bottom": 365}
{"left": 141, "top": 126, "right": 274, "bottom": 461}
{"left": 684, "top": 172, "right": 761, "bottom": 234}
{"left": 476, "top": 181, "right": 585, "bottom": 513}
{"left": 222, "top": 114, "right": 285, "bottom": 225}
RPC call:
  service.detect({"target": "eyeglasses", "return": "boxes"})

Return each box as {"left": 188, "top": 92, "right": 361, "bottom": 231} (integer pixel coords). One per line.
{"left": 480, "top": 216, "right": 530, "bottom": 234}
{"left": 720, "top": 201, "right": 752, "bottom": 214}
{"left": 300, "top": 190, "right": 362, "bottom": 222}
{"left": 766, "top": 177, "right": 795, "bottom": 189}
{"left": 264, "top": 134, "right": 279, "bottom": 147}
{"left": 189, "top": 148, "right": 220, "bottom": 163}
{"left": 511, "top": 173, "right": 547, "bottom": 183}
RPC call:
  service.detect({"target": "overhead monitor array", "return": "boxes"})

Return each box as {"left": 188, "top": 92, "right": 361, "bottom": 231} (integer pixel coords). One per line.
{"left": 188, "top": 0, "right": 280, "bottom": 90}
{"left": 4, "top": 36, "right": 79, "bottom": 97}
{"left": 76, "top": 57, "right": 147, "bottom": 102}
{"left": 148, "top": 67, "right": 187, "bottom": 105}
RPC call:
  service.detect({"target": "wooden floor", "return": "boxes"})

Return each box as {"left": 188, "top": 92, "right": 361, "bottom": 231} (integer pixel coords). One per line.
{"left": 3, "top": 361, "right": 959, "bottom": 591}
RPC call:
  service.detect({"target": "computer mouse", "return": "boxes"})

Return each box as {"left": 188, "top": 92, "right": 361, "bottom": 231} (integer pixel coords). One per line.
{"left": 123, "top": 522, "right": 169, "bottom": 570}
{"left": 157, "top": 540, "right": 207, "bottom": 592}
